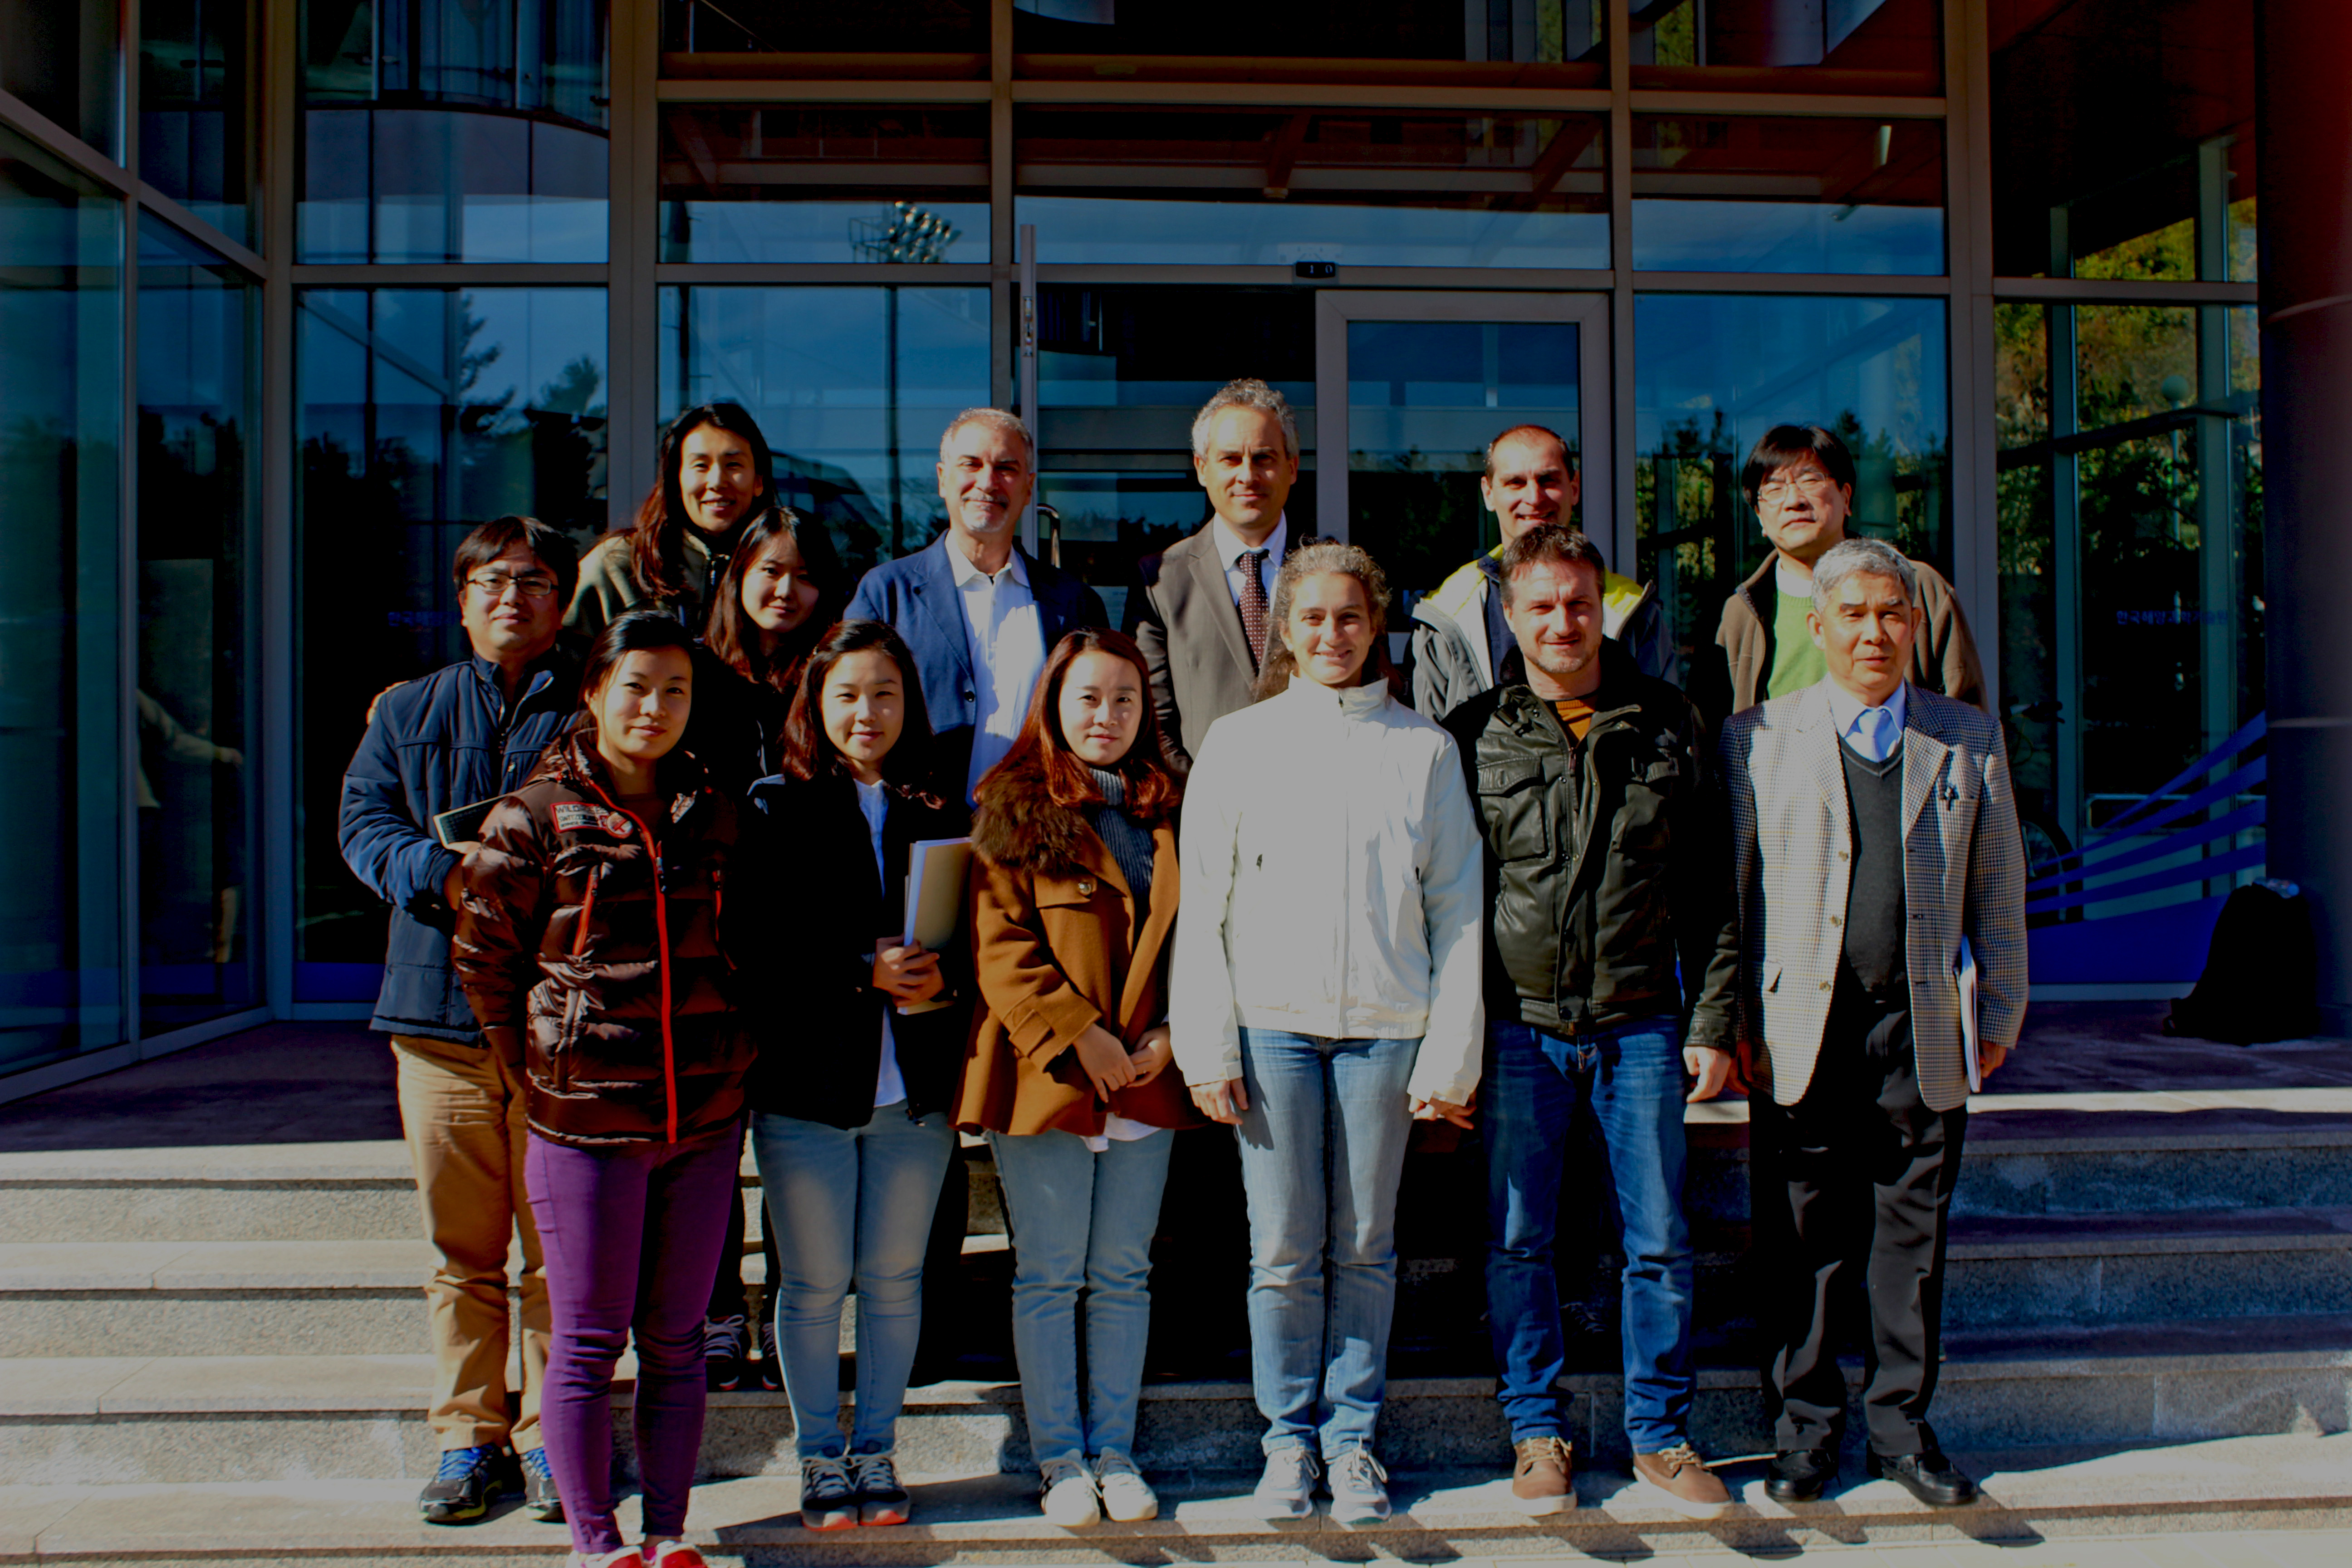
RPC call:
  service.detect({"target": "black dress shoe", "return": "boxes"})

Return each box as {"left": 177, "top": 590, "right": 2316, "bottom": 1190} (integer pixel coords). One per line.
{"left": 1867, "top": 1449, "right": 1980, "bottom": 1507}
{"left": 1765, "top": 1448, "right": 1838, "bottom": 1503}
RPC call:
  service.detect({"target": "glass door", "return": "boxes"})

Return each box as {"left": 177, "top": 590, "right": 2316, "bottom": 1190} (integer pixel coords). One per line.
{"left": 1315, "top": 292, "right": 1613, "bottom": 631}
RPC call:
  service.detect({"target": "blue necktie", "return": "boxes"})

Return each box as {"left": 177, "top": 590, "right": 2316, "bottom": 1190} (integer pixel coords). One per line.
{"left": 1856, "top": 704, "right": 1897, "bottom": 764}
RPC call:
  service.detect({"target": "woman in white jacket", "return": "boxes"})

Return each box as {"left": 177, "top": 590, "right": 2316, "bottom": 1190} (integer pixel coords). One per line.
{"left": 1172, "top": 542, "right": 1484, "bottom": 1526}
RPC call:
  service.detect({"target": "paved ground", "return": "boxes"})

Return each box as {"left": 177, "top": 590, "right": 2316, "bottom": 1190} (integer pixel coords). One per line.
{"left": 1436, "top": 1533, "right": 2352, "bottom": 1567}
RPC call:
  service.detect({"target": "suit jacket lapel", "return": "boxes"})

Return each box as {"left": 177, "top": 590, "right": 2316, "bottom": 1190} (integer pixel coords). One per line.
{"left": 1188, "top": 530, "right": 1258, "bottom": 676}
{"left": 1793, "top": 682, "right": 1847, "bottom": 827}
{"left": 1900, "top": 693, "right": 1951, "bottom": 838}
{"left": 911, "top": 540, "right": 975, "bottom": 689}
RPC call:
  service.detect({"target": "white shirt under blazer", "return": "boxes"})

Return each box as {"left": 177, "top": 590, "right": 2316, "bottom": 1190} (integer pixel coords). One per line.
{"left": 1717, "top": 678, "right": 2029, "bottom": 1114}
{"left": 1171, "top": 675, "right": 1486, "bottom": 1107}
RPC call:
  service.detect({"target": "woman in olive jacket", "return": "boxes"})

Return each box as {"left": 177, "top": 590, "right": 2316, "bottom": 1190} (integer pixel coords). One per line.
{"left": 738, "top": 619, "right": 972, "bottom": 1532}
{"left": 454, "top": 611, "right": 750, "bottom": 1568}
{"left": 960, "top": 627, "right": 1202, "bottom": 1528}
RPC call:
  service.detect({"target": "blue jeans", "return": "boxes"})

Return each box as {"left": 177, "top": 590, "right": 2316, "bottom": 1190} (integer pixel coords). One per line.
{"left": 751, "top": 1103, "right": 954, "bottom": 1458}
{"left": 1484, "top": 1016, "right": 1695, "bottom": 1453}
{"left": 1232, "top": 1027, "right": 1418, "bottom": 1458}
{"left": 989, "top": 1126, "right": 1175, "bottom": 1462}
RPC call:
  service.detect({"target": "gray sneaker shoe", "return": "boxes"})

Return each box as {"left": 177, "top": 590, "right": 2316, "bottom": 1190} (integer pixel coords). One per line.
{"left": 1093, "top": 1448, "right": 1159, "bottom": 1522}
{"left": 1039, "top": 1451, "right": 1099, "bottom": 1529}
{"left": 1252, "top": 1445, "right": 1320, "bottom": 1520}
{"left": 1327, "top": 1446, "right": 1392, "bottom": 1525}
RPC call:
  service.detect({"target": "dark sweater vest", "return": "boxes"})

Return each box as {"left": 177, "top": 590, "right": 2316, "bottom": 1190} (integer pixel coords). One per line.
{"left": 1839, "top": 736, "right": 1907, "bottom": 996}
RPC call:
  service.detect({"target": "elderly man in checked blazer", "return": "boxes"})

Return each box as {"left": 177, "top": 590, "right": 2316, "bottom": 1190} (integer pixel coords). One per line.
{"left": 1715, "top": 536, "right": 2026, "bottom": 1510}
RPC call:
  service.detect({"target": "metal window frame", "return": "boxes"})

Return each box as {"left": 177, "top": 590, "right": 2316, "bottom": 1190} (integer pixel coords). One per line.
{"left": 1312, "top": 289, "right": 1616, "bottom": 562}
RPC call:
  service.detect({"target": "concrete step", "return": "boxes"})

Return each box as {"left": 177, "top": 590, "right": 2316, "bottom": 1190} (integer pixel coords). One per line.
{"left": 0, "top": 1141, "right": 998, "bottom": 1245}
{"left": 5, "top": 1316, "right": 2344, "bottom": 1483}
{"left": 0, "top": 1240, "right": 429, "bottom": 1357}
{"left": 0, "top": 1432, "right": 2345, "bottom": 1563}
{"left": 7, "top": 1197, "right": 2347, "bottom": 1361}
{"left": 11, "top": 1097, "right": 2347, "bottom": 1253}
{"left": 1942, "top": 1205, "right": 2352, "bottom": 1331}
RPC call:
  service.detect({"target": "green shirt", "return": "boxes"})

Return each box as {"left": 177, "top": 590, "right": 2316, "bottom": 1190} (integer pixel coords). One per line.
{"left": 1767, "top": 589, "right": 1827, "bottom": 699}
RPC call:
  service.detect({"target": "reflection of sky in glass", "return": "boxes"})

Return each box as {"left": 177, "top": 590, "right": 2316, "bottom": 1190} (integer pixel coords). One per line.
{"left": 663, "top": 201, "right": 990, "bottom": 264}
{"left": 1635, "top": 294, "right": 1946, "bottom": 461}
{"left": 1021, "top": 196, "right": 1608, "bottom": 269}
{"left": 662, "top": 286, "right": 991, "bottom": 554}
{"left": 299, "top": 110, "right": 608, "bottom": 264}
{"left": 1632, "top": 200, "right": 1943, "bottom": 274}
{"left": 1348, "top": 320, "right": 1579, "bottom": 471}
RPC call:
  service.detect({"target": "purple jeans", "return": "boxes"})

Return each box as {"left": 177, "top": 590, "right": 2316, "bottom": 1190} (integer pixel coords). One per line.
{"left": 524, "top": 1125, "right": 740, "bottom": 1555}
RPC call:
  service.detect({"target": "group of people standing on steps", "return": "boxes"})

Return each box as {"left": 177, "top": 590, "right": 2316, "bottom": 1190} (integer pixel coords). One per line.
{"left": 339, "top": 376, "right": 2027, "bottom": 1568}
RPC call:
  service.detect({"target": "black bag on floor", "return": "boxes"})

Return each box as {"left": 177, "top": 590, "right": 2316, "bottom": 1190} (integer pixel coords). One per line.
{"left": 2163, "top": 880, "right": 2321, "bottom": 1044}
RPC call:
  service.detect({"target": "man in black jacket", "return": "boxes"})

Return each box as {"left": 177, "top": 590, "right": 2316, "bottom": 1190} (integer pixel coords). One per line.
{"left": 338, "top": 515, "right": 578, "bottom": 1526}
{"left": 1443, "top": 524, "right": 1740, "bottom": 1521}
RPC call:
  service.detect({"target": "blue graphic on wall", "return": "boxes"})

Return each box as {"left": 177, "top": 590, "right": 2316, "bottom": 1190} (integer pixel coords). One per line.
{"left": 2025, "top": 715, "right": 2266, "bottom": 986}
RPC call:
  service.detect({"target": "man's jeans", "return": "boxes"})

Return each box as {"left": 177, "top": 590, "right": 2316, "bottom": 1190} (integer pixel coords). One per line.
{"left": 1484, "top": 1016, "right": 1695, "bottom": 1454}
{"left": 989, "top": 1126, "right": 1175, "bottom": 1462}
{"left": 1233, "top": 1027, "right": 1418, "bottom": 1458}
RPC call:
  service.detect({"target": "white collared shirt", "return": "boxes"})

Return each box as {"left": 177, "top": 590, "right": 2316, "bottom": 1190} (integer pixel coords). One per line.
{"left": 1824, "top": 677, "right": 1909, "bottom": 762}
{"left": 1210, "top": 513, "right": 1287, "bottom": 610}
{"left": 947, "top": 538, "right": 1048, "bottom": 799}
{"left": 1774, "top": 558, "right": 1813, "bottom": 599}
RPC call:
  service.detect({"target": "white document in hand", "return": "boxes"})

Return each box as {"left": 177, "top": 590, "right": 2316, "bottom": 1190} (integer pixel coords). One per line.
{"left": 898, "top": 837, "right": 974, "bottom": 1016}
{"left": 1956, "top": 936, "right": 1982, "bottom": 1094}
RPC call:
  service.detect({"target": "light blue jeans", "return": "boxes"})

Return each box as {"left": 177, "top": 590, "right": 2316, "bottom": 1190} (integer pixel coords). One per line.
{"left": 1232, "top": 1027, "right": 1418, "bottom": 1458}
{"left": 989, "top": 1126, "right": 1175, "bottom": 1462}
{"left": 751, "top": 1103, "right": 954, "bottom": 1459}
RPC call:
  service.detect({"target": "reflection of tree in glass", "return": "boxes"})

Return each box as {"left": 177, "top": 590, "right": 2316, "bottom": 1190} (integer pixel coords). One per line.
{"left": 1351, "top": 445, "right": 1481, "bottom": 602}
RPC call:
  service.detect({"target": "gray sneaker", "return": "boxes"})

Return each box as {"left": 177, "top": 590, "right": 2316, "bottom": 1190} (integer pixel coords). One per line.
{"left": 1252, "top": 1446, "right": 1320, "bottom": 1519}
{"left": 1327, "top": 1446, "right": 1392, "bottom": 1524}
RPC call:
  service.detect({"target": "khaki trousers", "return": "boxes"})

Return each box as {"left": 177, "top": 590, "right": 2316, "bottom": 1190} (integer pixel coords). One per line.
{"left": 391, "top": 1033, "right": 550, "bottom": 1452}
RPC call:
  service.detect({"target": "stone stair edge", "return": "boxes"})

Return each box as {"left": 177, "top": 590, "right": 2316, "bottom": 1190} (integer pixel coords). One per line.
{"left": 9, "top": 1204, "right": 2349, "bottom": 1293}
{"left": 7, "top": 1109, "right": 2352, "bottom": 1191}
{"left": 4, "top": 1433, "right": 2349, "bottom": 1558}
{"left": 8, "top": 1314, "right": 2351, "bottom": 1419}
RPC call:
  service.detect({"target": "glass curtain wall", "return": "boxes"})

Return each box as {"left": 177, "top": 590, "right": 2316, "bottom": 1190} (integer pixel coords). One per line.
{"left": 138, "top": 222, "right": 259, "bottom": 1029}
{"left": 658, "top": 285, "right": 992, "bottom": 579}
{"left": 1988, "top": 0, "right": 2262, "bottom": 983}
{"left": 294, "top": 287, "right": 608, "bottom": 999}
{"left": 140, "top": 0, "right": 255, "bottom": 244}
{"left": 1633, "top": 293, "right": 1951, "bottom": 694}
{"left": 0, "top": 124, "right": 124, "bottom": 1075}
{"left": 299, "top": 0, "right": 611, "bottom": 263}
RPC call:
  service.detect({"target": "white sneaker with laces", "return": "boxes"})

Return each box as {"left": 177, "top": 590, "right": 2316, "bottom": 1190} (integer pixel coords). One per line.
{"left": 1039, "top": 1451, "right": 1099, "bottom": 1528}
{"left": 1093, "top": 1448, "right": 1159, "bottom": 1522}
{"left": 1253, "top": 1446, "right": 1320, "bottom": 1520}
{"left": 1327, "top": 1446, "right": 1392, "bottom": 1524}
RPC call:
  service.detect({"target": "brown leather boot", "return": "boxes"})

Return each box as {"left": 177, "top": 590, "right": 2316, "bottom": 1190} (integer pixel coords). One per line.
{"left": 1634, "top": 1442, "right": 1732, "bottom": 1519}
{"left": 1510, "top": 1435, "right": 1576, "bottom": 1515}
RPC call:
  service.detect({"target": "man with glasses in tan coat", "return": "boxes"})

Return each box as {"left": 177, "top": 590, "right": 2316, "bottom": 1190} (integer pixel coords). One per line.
{"left": 1709, "top": 424, "right": 1985, "bottom": 721}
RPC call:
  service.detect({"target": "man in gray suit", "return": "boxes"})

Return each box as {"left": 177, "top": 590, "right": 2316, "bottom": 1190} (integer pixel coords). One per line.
{"left": 1716, "top": 538, "right": 2027, "bottom": 1510}
{"left": 1130, "top": 378, "right": 1309, "bottom": 770}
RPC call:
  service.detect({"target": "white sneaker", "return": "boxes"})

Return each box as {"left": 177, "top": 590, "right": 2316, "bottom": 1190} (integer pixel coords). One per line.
{"left": 1253, "top": 1446, "right": 1319, "bottom": 1519}
{"left": 1039, "top": 1452, "right": 1100, "bottom": 1528}
{"left": 1093, "top": 1448, "right": 1159, "bottom": 1522}
{"left": 1327, "top": 1446, "right": 1392, "bottom": 1524}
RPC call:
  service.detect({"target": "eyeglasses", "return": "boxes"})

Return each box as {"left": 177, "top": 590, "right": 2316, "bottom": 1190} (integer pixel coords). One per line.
{"left": 1756, "top": 472, "right": 1841, "bottom": 502}
{"left": 467, "top": 570, "right": 560, "bottom": 599}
